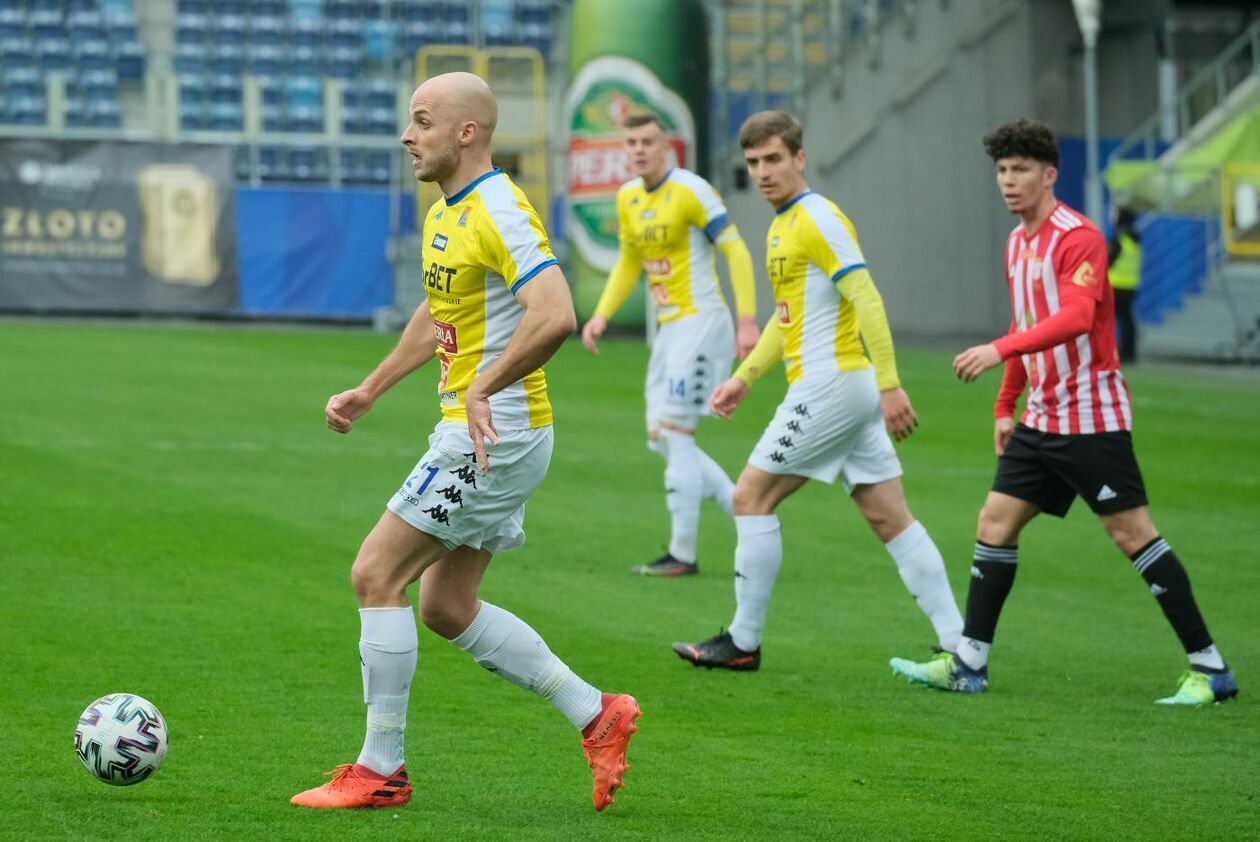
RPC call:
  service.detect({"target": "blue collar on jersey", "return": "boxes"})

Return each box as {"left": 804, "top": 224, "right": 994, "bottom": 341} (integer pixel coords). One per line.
{"left": 645, "top": 168, "right": 674, "bottom": 193}
{"left": 445, "top": 167, "right": 503, "bottom": 205}
{"left": 775, "top": 190, "right": 814, "bottom": 215}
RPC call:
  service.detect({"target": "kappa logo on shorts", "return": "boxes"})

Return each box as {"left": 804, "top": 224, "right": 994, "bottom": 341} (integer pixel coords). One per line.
{"left": 768, "top": 451, "right": 786, "bottom": 464}
{"left": 696, "top": 354, "right": 707, "bottom": 363}
{"left": 693, "top": 368, "right": 705, "bottom": 377}
{"left": 433, "top": 484, "right": 464, "bottom": 507}
{"left": 791, "top": 404, "right": 811, "bottom": 418}
{"left": 422, "top": 504, "right": 451, "bottom": 525}
{"left": 786, "top": 420, "right": 803, "bottom": 434}
{"left": 450, "top": 465, "right": 478, "bottom": 488}
{"left": 777, "top": 436, "right": 794, "bottom": 448}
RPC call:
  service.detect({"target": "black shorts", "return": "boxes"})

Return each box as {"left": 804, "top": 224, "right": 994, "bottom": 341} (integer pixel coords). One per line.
{"left": 992, "top": 424, "right": 1148, "bottom": 518}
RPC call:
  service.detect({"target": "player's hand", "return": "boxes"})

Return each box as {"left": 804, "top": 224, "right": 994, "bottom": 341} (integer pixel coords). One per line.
{"left": 880, "top": 387, "right": 919, "bottom": 441}
{"left": 994, "top": 416, "right": 1015, "bottom": 456}
{"left": 709, "top": 377, "right": 749, "bottom": 419}
{"left": 735, "top": 315, "right": 761, "bottom": 360}
{"left": 580, "top": 315, "right": 607, "bottom": 355}
{"left": 465, "top": 385, "right": 498, "bottom": 474}
{"left": 325, "top": 388, "right": 375, "bottom": 434}
{"left": 953, "top": 343, "right": 1002, "bottom": 382}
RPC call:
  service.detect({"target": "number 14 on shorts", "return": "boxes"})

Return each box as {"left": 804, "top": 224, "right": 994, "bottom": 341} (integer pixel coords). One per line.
{"left": 406, "top": 464, "right": 439, "bottom": 495}
{"left": 669, "top": 378, "right": 687, "bottom": 398}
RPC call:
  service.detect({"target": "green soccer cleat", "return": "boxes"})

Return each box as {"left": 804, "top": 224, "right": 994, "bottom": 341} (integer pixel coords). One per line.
{"left": 1155, "top": 666, "right": 1238, "bottom": 706}
{"left": 889, "top": 650, "right": 988, "bottom": 694}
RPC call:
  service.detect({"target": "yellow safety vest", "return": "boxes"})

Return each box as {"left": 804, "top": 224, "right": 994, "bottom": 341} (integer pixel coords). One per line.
{"left": 1110, "top": 233, "right": 1141, "bottom": 291}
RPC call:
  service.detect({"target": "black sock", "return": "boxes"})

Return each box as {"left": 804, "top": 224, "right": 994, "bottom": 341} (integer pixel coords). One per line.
{"left": 961, "top": 541, "right": 1018, "bottom": 644}
{"left": 1130, "top": 537, "right": 1213, "bottom": 653}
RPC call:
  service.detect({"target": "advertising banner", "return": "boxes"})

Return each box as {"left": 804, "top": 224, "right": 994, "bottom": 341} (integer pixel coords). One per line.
{"left": 0, "top": 140, "right": 238, "bottom": 313}
{"left": 565, "top": 0, "right": 710, "bottom": 326}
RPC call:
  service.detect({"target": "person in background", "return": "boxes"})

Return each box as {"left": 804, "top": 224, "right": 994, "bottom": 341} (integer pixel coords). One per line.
{"left": 1108, "top": 205, "right": 1141, "bottom": 364}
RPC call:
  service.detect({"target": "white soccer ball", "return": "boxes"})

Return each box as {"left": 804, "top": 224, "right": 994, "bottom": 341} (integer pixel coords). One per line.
{"left": 74, "top": 694, "right": 169, "bottom": 786}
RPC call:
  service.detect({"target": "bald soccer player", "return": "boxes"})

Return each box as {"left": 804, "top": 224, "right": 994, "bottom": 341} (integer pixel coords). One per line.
{"left": 290, "top": 73, "right": 640, "bottom": 814}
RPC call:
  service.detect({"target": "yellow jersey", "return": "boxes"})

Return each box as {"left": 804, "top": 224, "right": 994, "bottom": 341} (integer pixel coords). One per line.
{"left": 766, "top": 191, "right": 872, "bottom": 384}
{"left": 613, "top": 168, "right": 734, "bottom": 324}
{"left": 420, "top": 167, "right": 557, "bottom": 429}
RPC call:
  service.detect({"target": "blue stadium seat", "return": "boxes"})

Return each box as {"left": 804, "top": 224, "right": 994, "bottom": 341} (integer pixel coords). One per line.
{"left": 75, "top": 41, "right": 113, "bottom": 72}
{"left": 209, "top": 101, "right": 244, "bottom": 131}
{"left": 0, "top": 38, "right": 32, "bottom": 69}
{"left": 235, "top": 146, "right": 252, "bottom": 180}
{"left": 115, "top": 40, "right": 146, "bottom": 79}
{"left": 179, "top": 101, "right": 207, "bottom": 130}
{"left": 325, "top": 45, "right": 362, "bottom": 79}
{"left": 340, "top": 148, "right": 369, "bottom": 183}
{"left": 257, "top": 73, "right": 284, "bottom": 105}
{"left": 211, "top": 43, "right": 245, "bottom": 75}
{"left": 341, "top": 102, "right": 366, "bottom": 134}
{"left": 87, "top": 98, "right": 122, "bottom": 128}
{"left": 329, "top": 18, "right": 361, "bottom": 47}
{"left": 104, "top": 9, "right": 139, "bottom": 44}
{"left": 290, "top": 0, "right": 324, "bottom": 23}
{"left": 521, "top": 22, "right": 549, "bottom": 53}
{"left": 361, "top": 0, "right": 388, "bottom": 19}
{"left": 7, "top": 94, "right": 46, "bottom": 126}
{"left": 364, "top": 148, "right": 392, "bottom": 183}
{"left": 65, "top": 97, "right": 92, "bottom": 127}
{"left": 251, "top": 0, "right": 287, "bottom": 17}
{"left": 67, "top": 10, "right": 105, "bottom": 40}
{"left": 258, "top": 145, "right": 287, "bottom": 180}
{"left": 443, "top": 2, "right": 469, "bottom": 24}
{"left": 34, "top": 38, "right": 72, "bottom": 72}
{"left": 283, "top": 74, "right": 322, "bottom": 107}
{"left": 177, "top": 0, "right": 209, "bottom": 14}
{"left": 217, "top": 0, "right": 249, "bottom": 15}
{"left": 79, "top": 68, "right": 119, "bottom": 98}
{"left": 363, "top": 19, "right": 396, "bottom": 60}
{"left": 517, "top": 0, "right": 550, "bottom": 26}
{"left": 213, "top": 14, "right": 248, "bottom": 42}
{"left": 247, "top": 44, "right": 283, "bottom": 76}
{"left": 3, "top": 65, "right": 42, "bottom": 97}
{"left": 291, "top": 18, "right": 322, "bottom": 47}
{"left": 0, "top": 8, "right": 23, "bottom": 39}
{"left": 178, "top": 74, "right": 207, "bottom": 106}
{"left": 176, "top": 13, "right": 209, "bottom": 43}
{"left": 288, "top": 145, "right": 328, "bottom": 181}
{"left": 248, "top": 15, "right": 285, "bottom": 46}
{"left": 66, "top": 0, "right": 99, "bottom": 12}
{"left": 365, "top": 106, "right": 393, "bottom": 135}
{"left": 288, "top": 103, "right": 322, "bottom": 133}
{"left": 440, "top": 19, "right": 469, "bottom": 45}
{"left": 401, "top": 20, "right": 437, "bottom": 52}
{"left": 210, "top": 73, "right": 243, "bottom": 104}
{"left": 394, "top": 0, "right": 438, "bottom": 22}
{"left": 27, "top": 9, "right": 63, "bottom": 40}
{"left": 174, "top": 42, "right": 208, "bottom": 74}
{"left": 290, "top": 45, "right": 321, "bottom": 75}
{"left": 261, "top": 101, "right": 286, "bottom": 131}
{"left": 327, "top": 0, "right": 358, "bottom": 20}
{"left": 363, "top": 78, "right": 394, "bottom": 110}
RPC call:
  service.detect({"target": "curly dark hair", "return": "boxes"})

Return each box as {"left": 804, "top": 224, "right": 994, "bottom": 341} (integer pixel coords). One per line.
{"left": 982, "top": 119, "right": 1059, "bottom": 167}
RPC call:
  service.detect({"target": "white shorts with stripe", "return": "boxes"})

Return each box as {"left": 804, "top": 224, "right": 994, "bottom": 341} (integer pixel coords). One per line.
{"left": 747, "top": 368, "right": 902, "bottom": 492}
{"left": 387, "top": 421, "right": 552, "bottom": 554}
{"left": 644, "top": 308, "right": 735, "bottom": 430}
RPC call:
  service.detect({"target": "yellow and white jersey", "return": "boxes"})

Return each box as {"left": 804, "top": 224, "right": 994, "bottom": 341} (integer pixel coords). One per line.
{"left": 420, "top": 167, "right": 557, "bottom": 429}
{"left": 615, "top": 168, "right": 732, "bottom": 324}
{"left": 766, "top": 191, "right": 871, "bottom": 384}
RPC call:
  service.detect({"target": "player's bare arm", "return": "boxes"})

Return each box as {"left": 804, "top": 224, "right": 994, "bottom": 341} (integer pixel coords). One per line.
{"left": 465, "top": 265, "right": 576, "bottom": 470}
{"left": 326, "top": 300, "right": 439, "bottom": 434}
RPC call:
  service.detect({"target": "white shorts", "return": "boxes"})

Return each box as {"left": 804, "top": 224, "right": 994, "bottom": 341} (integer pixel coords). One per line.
{"left": 386, "top": 421, "right": 553, "bottom": 554}
{"left": 644, "top": 309, "right": 735, "bottom": 430}
{"left": 747, "top": 368, "right": 902, "bottom": 493}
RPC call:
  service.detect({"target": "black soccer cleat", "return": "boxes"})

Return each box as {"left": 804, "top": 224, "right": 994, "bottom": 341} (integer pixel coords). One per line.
{"left": 630, "top": 553, "right": 698, "bottom": 577}
{"left": 672, "top": 629, "right": 760, "bottom": 671}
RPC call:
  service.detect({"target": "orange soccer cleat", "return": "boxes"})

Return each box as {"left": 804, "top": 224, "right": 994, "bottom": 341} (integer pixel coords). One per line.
{"left": 581, "top": 693, "right": 642, "bottom": 812}
{"left": 289, "top": 763, "right": 412, "bottom": 809}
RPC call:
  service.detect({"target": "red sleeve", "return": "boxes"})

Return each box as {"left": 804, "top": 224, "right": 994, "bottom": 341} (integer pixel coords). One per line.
{"left": 992, "top": 228, "right": 1105, "bottom": 359}
{"left": 994, "top": 322, "right": 1027, "bottom": 418}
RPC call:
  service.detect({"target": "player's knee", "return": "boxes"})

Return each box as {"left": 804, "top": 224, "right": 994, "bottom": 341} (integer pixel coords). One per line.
{"left": 419, "top": 596, "right": 477, "bottom": 640}
{"left": 732, "top": 482, "right": 772, "bottom": 515}
{"left": 1102, "top": 513, "right": 1157, "bottom": 556}
{"left": 976, "top": 503, "right": 1019, "bottom": 546}
{"left": 350, "top": 546, "right": 400, "bottom": 605}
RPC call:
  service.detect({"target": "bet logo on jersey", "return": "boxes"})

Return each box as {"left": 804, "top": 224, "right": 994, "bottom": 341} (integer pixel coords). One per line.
{"left": 425, "top": 260, "right": 456, "bottom": 293}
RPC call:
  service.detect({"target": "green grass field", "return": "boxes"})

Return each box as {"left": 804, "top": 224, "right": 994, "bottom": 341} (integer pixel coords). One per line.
{"left": 2, "top": 321, "right": 1258, "bottom": 840}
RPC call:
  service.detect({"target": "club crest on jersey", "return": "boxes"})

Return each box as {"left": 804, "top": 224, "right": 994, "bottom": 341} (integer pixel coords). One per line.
{"left": 457, "top": 207, "right": 469, "bottom": 228}
{"left": 434, "top": 209, "right": 444, "bottom": 221}
{"left": 432, "top": 318, "right": 458, "bottom": 353}
{"left": 771, "top": 236, "right": 780, "bottom": 247}
{"left": 640, "top": 209, "right": 657, "bottom": 219}
{"left": 1073, "top": 260, "right": 1096, "bottom": 286}
{"left": 431, "top": 233, "right": 449, "bottom": 252}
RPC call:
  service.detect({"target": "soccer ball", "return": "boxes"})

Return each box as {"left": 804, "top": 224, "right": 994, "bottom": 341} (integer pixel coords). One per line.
{"left": 74, "top": 694, "right": 168, "bottom": 786}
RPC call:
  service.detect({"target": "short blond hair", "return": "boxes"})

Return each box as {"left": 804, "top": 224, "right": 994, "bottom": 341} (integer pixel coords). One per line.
{"left": 738, "top": 110, "right": 803, "bottom": 154}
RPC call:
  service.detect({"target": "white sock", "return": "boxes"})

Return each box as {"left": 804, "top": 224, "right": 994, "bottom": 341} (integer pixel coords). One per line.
{"left": 1188, "top": 644, "right": 1226, "bottom": 671}
{"left": 728, "top": 514, "right": 782, "bottom": 652}
{"left": 660, "top": 429, "right": 703, "bottom": 563}
{"left": 956, "top": 636, "right": 991, "bottom": 671}
{"left": 356, "top": 607, "right": 418, "bottom": 775}
{"left": 452, "top": 601, "right": 602, "bottom": 730}
{"left": 885, "top": 521, "right": 964, "bottom": 651}
{"left": 695, "top": 448, "right": 735, "bottom": 515}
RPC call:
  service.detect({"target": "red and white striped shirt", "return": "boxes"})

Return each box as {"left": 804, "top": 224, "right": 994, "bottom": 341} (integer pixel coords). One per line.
{"left": 992, "top": 202, "right": 1132, "bottom": 434}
